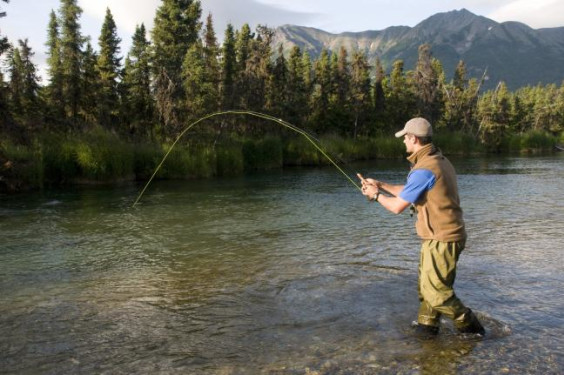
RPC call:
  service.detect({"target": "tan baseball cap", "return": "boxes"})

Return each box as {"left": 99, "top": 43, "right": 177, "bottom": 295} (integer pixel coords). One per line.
{"left": 394, "top": 117, "right": 433, "bottom": 138}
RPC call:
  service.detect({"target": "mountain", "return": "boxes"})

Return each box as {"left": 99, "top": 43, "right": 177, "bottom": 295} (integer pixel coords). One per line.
{"left": 272, "top": 9, "right": 564, "bottom": 90}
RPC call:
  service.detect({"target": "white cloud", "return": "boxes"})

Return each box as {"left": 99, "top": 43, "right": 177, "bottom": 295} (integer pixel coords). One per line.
{"left": 80, "top": 0, "right": 159, "bottom": 34}
{"left": 487, "top": 0, "right": 564, "bottom": 28}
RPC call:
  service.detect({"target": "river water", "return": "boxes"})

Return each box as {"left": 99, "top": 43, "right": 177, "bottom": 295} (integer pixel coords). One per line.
{"left": 1, "top": 155, "right": 563, "bottom": 374}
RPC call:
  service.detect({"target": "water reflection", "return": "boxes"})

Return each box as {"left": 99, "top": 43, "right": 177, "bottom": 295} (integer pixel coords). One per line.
{"left": 1, "top": 155, "right": 563, "bottom": 373}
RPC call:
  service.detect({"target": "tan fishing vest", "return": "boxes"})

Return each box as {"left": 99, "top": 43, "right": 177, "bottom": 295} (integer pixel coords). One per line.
{"left": 406, "top": 144, "right": 466, "bottom": 242}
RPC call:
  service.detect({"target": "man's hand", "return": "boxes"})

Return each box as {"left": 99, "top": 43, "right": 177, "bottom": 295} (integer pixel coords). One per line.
{"left": 357, "top": 173, "right": 379, "bottom": 201}
{"left": 357, "top": 173, "right": 381, "bottom": 188}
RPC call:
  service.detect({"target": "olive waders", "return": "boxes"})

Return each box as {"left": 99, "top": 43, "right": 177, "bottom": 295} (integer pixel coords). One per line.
{"left": 416, "top": 239, "right": 485, "bottom": 336}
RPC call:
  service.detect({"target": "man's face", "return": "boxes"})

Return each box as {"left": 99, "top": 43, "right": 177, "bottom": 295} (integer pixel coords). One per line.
{"left": 403, "top": 134, "right": 416, "bottom": 153}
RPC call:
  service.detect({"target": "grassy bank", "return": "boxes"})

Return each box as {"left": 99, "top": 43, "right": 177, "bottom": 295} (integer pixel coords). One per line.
{"left": 1, "top": 128, "right": 561, "bottom": 192}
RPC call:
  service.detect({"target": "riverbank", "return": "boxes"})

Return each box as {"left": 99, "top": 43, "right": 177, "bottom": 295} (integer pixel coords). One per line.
{"left": 1, "top": 127, "right": 561, "bottom": 193}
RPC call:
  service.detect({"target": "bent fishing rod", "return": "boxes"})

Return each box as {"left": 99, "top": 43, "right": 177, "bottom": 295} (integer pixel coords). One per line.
{"left": 132, "top": 110, "right": 371, "bottom": 207}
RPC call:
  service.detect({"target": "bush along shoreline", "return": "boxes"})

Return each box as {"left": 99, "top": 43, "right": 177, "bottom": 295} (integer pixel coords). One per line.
{"left": 1, "top": 127, "right": 562, "bottom": 193}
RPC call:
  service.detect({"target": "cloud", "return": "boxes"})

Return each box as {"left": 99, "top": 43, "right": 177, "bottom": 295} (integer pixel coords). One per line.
{"left": 487, "top": 0, "right": 564, "bottom": 28}
{"left": 201, "top": 0, "right": 318, "bottom": 35}
{"left": 79, "top": 0, "right": 318, "bottom": 41}
{"left": 80, "top": 0, "right": 159, "bottom": 34}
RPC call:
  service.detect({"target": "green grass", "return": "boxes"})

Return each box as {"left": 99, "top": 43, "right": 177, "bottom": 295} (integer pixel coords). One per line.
{"left": 2, "top": 128, "right": 562, "bottom": 192}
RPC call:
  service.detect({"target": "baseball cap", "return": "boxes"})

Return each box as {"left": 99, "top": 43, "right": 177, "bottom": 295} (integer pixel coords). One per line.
{"left": 394, "top": 117, "right": 433, "bottom": 138}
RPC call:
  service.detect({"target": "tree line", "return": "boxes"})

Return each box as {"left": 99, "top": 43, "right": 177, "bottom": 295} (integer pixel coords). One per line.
{"left": 1, "top": 0, "right": 563, "bottom": 163}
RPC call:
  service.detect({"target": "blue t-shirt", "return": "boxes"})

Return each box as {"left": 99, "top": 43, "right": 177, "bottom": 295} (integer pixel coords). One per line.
{"left": 399, "top": 169, "right": 436, "bottom": 203}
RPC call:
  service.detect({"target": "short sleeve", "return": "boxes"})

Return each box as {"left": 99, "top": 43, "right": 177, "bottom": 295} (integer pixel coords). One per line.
{"left": 399, "top": 169, "right": 436, "bottom": 204}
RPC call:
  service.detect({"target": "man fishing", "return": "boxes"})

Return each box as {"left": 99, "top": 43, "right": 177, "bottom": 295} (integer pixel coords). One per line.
{"left": 358, "top": 117, "right": 485, "bottom": 338}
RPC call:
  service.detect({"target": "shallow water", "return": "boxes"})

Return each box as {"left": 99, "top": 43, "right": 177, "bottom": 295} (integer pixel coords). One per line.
{"left": 1, "top": 155, "right": 563, "bottom": 374}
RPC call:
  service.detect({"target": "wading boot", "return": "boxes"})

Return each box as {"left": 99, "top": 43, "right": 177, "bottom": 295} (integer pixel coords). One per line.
{"left": 456, "top": 309, "right": 486, "bottom": 336}
{"left": 411, "top": 321, "right": 439, "bottom": 339}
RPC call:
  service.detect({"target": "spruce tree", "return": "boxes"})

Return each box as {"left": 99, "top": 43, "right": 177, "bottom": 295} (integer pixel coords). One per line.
{"left": 182, "top": 41, "right": 207, "bottom": 119}
{"left": 349, "top": 51, "right": 372, "bottom": 137}
{"left": 386, "top": 60, "right": 413, "bottom": 129}
{"left": 45, "top": 10, "right": 65, "bottom": 123}
{"left": 413, "top": 44, "right": 442, "bottom": 124}
{"left": 151, "top": 0, "right": 202, "bottom": 137}
{"left": 8, "top": 46, "right": 23, "bottom": 119}
{"left": 220, "top": 23, "right": 236, "bottom": 110}
{"left": 240, "top": 25, "right": 273, "bottom": 117}
{"left": 59, "top": 0, "right": 84, "bottom": 125}
{"left": 329, "top": 47, "right": 351, "bottom": 133}
{"left": 267, "top": 44, "right": 288, "bottom": 117}
{"left": 8, "top": 40, "right": 41, "bottom": 129}
{"left": 286, "top": 46, "right": 307, "bottom": 124}
{"left": 122, "top": 24, "right": 153, "bottom": 138}
{"left": 310, "top": 49, "right": 331, "bottom": 133}
{"left": 477, "top": 82, "right": 510, "bottom": 151}
{"left": 97, "top": 7, "right": 121, "bottom": 129}
{"left": 182, "top": 38, "right": 219, "bottom": 121}
{"left": 220, "top": 24, "right": 237, "bottom": 110}
{"left": 80, "top": 42, "right": 100, "bottom": 126}
{"left": 372, "top": 57, "right": 386, "bottom": 130}
{"left": 201, "top": 13, "right": 220, "bottom": 114}
{"left": 301, "top": 51, "right": 313, "bottom": 102}
{"left": 234, "top": 23, "right": 253, "bottom": 109}
{"left": 444, "top": 60, "right": 471, "bottom": 132}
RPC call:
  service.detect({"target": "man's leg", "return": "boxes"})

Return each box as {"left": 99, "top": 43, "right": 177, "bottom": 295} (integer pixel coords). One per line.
{"left": 419, "top": 240, "right": 485, "bottom": 335}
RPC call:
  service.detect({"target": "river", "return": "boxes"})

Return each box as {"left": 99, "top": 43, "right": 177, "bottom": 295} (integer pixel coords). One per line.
{"left": 1, "top": 155, "right": 563, "bottom": 374}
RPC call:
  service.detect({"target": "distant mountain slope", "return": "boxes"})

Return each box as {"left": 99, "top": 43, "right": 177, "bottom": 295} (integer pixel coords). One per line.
{"left": 272, "top": 9, "right": 564, "bottom": 90}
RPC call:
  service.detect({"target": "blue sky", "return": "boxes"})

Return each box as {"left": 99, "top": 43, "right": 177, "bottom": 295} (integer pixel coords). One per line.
{"left": 1, "top": 0, "right": 563, "bottom": 80}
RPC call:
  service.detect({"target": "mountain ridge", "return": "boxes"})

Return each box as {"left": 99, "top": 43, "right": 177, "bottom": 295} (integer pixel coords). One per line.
{"left": 272, "top": 9, "right": 564, "bottom": 90}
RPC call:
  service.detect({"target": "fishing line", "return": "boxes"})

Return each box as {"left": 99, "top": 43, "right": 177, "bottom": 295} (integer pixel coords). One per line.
{"left": 132, "top": 110, "right": 362, "bottom": 207}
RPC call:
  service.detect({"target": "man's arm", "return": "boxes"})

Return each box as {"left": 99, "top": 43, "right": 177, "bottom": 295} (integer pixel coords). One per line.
{"left": 357, "top": 173, "right": 404, "bottom": 197}
{"left": 376, "top": 181, "right": 404, "bottom": 197}
{"left": 374, "top": 194, "right": 411, "bottom": 215}
{"left": 358, "top": 173, "right": 411, "bottom": 214}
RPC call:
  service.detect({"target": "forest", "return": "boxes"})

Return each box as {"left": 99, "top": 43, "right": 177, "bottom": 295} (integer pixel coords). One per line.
{"left": 1, "top": 0, "right": 563, "bottom": 191}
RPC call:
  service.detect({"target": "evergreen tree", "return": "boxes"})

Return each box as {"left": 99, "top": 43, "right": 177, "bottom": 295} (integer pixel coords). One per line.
{"left": 59, "top": 0, "right": 84, "bottom": 125}
{"left": 80, "top": 42, "right": 100, "bottom": 126}
{"left": 372, "top": 57, "right": 386, "bottom": 131}
{"left": 267, "top": 44, "right": 288, "bottom": 117}
{"left": 45, "top": 10, "right": 65, "bottom": 123}
{"left": 220, "top": 23, "right": 236, "bottom": 110}
{"left": 151, "top": 0, "right": 202, "bottom": 137}
{"left": 240, "top": 25, "right": 273, "bottom": 115}
{"left": 97, "top": 7, "right": 121, "bottom": 129}
{"left": 443, "top": 60, "right": 467, "bottom": 131}
{"left": 122, "top": 24, "right": 153, "bottom": 138}
{"left": 301, "top": 51, "right": 313, "bottom": 93}
{"left": 386, "top": 59, "right": 413, "bottom": 129}
{"left": 310, "top": 49, "right": 331, "bottom": 132}
{"left": 7, "top": 46, "right": 23, "bottom": 118}
{"left": 234, "top": 23, "right": 253, "bottom": 109}
{"left": 182, "top": 16, "right": 219, "bottom": 122}
{"left": 201, "top": 13, "right": 220, "bottom": 113}
{"left": 477, "top": 81, "right": 510, "bottom": 151}
{"left": 453, "top": 60, "right": 467, "bottom": 91}
{"left": 413, "top": 44, "right": 443, "bottom": 124}
{"left": 329, "top": 47, "right": 351, "bottom": 133}
{"left": 286, "top": 46, "right": 307, "bottom": 124}
{"left": 532, "top": 83, "right": 559, "bottom": 132}
{"left": 509, "top": 92, "right": 527, "bottom": 134}
{"left": 8, "top": 40, "right": 41, "bottom": 129}
{"left": 349, "top": 51, "right": 372, "bottom": 138}
{"left": 182, "top": 41, "right": 207, "bottom": 118}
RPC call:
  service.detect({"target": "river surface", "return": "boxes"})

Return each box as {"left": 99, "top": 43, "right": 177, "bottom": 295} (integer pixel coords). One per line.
{"left": 1, "top": 155, "right": 563, "bottom": 374}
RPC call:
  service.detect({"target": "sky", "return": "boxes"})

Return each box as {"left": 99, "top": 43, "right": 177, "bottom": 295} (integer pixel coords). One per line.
{"left": 1, "top": 0, "right": 564, "bottom": 81}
